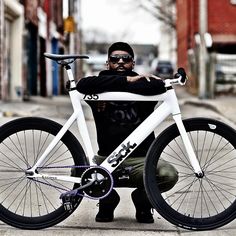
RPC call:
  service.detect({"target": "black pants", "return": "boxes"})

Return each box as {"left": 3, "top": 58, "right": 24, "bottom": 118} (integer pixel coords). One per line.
{"left": 94, "top": 155, "right": 178, "bottom": 192}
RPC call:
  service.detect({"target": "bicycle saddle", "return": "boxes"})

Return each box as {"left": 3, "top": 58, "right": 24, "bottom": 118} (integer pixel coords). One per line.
{"left": 44, "top": 53, "right": 89, "bottom": 65}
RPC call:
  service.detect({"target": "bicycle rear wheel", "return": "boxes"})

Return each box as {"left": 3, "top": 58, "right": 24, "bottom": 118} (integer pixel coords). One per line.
{"left": 0, "top": 117, "right": 88, "bottom": 229}
{"left": 144, "top": 118, "right": 236, "bottom": 230}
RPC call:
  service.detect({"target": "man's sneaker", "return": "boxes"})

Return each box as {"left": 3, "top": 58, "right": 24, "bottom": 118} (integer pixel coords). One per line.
{"left": 135, "top": 209, "right": 154, "bottom": 224}
{"left": 95, "top": 189, "right": 120, "bottom": 222}
{"left": 131, "top": 188, "right": 154, "bottom": 224}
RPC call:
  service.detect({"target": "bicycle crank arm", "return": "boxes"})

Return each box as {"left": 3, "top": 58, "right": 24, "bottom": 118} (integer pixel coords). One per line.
{"left": 60, "top": 180, "right": 95, "bottom": 199}
{"left": 60, "top": 180, "right": 97, "bottom": 211}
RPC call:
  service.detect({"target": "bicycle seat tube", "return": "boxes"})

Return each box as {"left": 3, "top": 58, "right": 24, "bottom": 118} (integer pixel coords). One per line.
{"left": 65, "top": 65, "right": 95, "bottom": 163}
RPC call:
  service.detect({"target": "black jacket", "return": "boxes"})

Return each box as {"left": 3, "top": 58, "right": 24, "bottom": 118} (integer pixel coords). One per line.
{"left": 77, "top": 70, "right": 166, "bottom": 95}
{"left": 77, "top": 70, "right": 166, "bottom": 157}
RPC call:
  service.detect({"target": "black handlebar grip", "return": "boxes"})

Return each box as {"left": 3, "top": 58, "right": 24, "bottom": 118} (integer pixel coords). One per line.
{"left": 177, "top": 68, "right": 187, "bottom": 83}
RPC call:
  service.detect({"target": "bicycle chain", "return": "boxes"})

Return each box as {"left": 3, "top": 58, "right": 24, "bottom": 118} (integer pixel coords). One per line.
{"left": 31, "top": 165, "right": 112, "bottom": 200}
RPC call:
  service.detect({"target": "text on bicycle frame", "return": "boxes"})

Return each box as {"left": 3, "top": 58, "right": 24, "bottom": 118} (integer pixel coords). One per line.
{"left": 107, "top": 142, "right": 137, "bottom": 167}
{"left": 83, "top": 94, "right": 99, "bottom": 100}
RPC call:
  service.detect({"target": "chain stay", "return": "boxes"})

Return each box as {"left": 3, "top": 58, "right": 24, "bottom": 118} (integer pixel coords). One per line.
{"left": 31, "top": 165, "right": 113, "bottom": 200}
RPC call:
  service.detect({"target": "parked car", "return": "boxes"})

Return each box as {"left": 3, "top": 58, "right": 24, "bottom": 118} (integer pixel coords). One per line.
{"left": 134, "top": 57, "right": 150, "bottom": 74}
{"left": 216, "top": 63, "right": 236, "bottom": 83}
{"left": 215, "top": 54, "right": 236, "bottom": 93}
{"left": 85, "top": 54, "right": 107, "bottom": 76}
{"left": 153, "top": 60, "right": 174, "bottom": 79}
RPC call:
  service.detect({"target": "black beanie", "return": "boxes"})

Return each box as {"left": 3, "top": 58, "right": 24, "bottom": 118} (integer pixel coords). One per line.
{"left": 108, "top": 42, "right": 134, "bottom": 58}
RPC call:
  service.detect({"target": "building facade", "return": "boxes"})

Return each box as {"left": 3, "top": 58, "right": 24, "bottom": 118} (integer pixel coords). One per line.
{"left": 0, "top": 0, "right": 82, "bottom": 101}
{"left": 0, "top": 0, "right": 24, "bottom": 100}
{"left": 176, "top": 0, "right": 236, "bottom": 95}
{"left": 22, "top": 0, "right": 64, "bottom": 98}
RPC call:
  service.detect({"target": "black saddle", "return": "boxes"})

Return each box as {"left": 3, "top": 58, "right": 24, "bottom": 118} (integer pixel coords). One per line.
{"left": 44, "top": 53, "right": 89, "bottom": 66}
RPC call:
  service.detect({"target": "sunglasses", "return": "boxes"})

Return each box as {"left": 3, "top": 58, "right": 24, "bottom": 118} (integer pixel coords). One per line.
{"left": 109, "top": 54, "right": 133, "bottom": 64}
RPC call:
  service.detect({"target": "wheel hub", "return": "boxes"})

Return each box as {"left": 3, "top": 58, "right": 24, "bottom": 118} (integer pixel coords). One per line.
{"left": 195, "top": 171, "right": 204, "bottom": 178}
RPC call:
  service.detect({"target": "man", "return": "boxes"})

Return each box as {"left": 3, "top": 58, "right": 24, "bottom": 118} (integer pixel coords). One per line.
{"left": 77, "top": 42, "right": 178, "bottom": 223}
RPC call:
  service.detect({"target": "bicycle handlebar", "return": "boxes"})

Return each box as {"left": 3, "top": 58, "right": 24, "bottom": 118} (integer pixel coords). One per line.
{"left": 164, "top": 67, "right": 187, "bottom": 87}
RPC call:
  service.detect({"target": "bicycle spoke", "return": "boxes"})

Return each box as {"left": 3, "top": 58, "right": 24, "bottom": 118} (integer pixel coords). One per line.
{"left": 7, "top": 178, "right": 30, "bottom": 212}
{"left": 14, "top": 180, "right": 31, "bottom": 215}
{"left": 9, "top": 134, "right": 28, "bottom": 166}
{"left": 0, "top": 175, "right": 25, "bottom": 198}
{"left": 201, "top": 180, "right": 219, "bottom": 215}
{"left": 161, "top": 157, "right": 192, "bottom": 172}
{"left": 199, "top": 131, "right": 207, "bottom": 164}
{"left": 204, "top": 139, "right": 230, "bottom": 170}
{"left": 34, "top": 180, "right": 58, "bottom": 212}
{"left": 204, "top": 177, "right": 230, "bottom": 210}
{"left": 203, "top": 132, "right": 215, "bottom": 168}
{"left": 167, "top": 139, "right": 192, "bottom": 169}
{"left": 0, "top": 143, "right": 26, "bottom": 171}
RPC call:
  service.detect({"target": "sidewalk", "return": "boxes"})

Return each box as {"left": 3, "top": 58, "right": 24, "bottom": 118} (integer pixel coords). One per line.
{"left": 0, "top": 96, "right": 73, "bottom": 119}
{"left": 176, "top": 87, "right": 236, "bottom": 127}
{"left": 0, "top": 89, "right": 235, "bottom": 126}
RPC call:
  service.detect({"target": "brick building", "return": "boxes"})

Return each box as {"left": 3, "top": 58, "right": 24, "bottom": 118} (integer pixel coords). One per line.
{"left": 176, "top": 0, "right": 236, "bottom": 94}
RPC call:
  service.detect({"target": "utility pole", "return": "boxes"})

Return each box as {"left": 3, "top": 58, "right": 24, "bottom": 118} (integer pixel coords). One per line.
{"left": 198, "top": 0, "right": 207, "bottom": 98}
{"left": 0, "top": 0, "right": 3, "bottom": 99}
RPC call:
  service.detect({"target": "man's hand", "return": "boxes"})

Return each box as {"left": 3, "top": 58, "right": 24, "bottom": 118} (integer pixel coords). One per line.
{"left": 127, "top": 74, "right": 162, "bottom": 83}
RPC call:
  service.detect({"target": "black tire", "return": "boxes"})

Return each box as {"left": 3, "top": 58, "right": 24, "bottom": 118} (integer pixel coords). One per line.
{"left": 144, "top": 118, "right": 236, "bottom": 230}
{"left": 0, "top": 117, "right": 88, "bottom": 229}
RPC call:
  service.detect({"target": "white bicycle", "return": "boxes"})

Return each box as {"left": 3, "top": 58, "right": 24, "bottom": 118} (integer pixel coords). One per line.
{"left": 0, "top": 53, "right": 235, "bottom": 231}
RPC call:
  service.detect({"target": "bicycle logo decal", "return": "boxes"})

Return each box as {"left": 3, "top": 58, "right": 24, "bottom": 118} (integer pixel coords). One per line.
{"left": 107, "top": 141, "right": 137, "bottom": 167}
{"left": 83, "top": 94, "right": 99, "bottom": 100}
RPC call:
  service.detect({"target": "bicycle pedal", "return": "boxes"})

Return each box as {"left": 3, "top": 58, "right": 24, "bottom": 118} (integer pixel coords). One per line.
{"left": 61, "top": 193, "right": 76, "bottom": 211}
{"left": 63, "top": 200, "right": 73, "bottom": 211}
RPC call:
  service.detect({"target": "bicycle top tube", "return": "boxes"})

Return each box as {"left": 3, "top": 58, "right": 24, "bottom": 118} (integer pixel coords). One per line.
{"left": 80, "top": 91, "right": 168, "bottom": 102}
{"left": 78, "top": 76, "right": 185, "bottom": 102}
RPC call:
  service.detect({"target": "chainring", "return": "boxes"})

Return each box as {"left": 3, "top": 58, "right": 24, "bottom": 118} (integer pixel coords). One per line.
{"left": 81, "top": 166, "right": 113, "bottom": 199}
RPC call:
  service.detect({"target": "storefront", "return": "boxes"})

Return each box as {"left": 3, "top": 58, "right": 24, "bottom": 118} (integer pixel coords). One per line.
{"left": 0, "top": 0, "right": 23, "bottom": 100}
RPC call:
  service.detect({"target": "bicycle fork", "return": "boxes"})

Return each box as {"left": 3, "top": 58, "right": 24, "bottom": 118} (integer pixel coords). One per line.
{"left": 173, "top": 114, "right": 204, "bottom": 178}
{"left": 164, "top": 87, "right": 203, "bottom": 178}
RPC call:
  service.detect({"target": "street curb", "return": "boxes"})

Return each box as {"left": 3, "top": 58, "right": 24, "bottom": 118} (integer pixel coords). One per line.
{"left": 184, "top": 100, "right": 220, "bottom": 114}
{"left": 183, "top": 99, "right": 236, "bottom": 127}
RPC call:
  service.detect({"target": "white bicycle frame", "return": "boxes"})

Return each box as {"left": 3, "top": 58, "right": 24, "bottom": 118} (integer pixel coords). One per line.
{"left": 27, "top": 66, "right": 203, "bottom": 183}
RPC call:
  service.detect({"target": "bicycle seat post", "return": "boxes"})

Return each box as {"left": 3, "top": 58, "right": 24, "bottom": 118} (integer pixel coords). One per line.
{"left": 44, "top": 53, "right": 89, "bottom": 91}
{"left": 65, "top": 65, "right": 76, "bottom": 91}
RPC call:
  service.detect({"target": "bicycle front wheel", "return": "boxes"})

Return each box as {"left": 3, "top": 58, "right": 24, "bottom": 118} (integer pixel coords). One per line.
{"left": 145, "top": 118, "right": 236, "bottom": 230}
{"left": 0, "top": 117, "right": 88, "bottom": 229}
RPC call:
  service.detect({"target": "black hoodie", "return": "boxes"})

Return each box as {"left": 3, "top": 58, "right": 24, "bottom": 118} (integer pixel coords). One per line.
{"left": 77, "top": 70, "right": 166, "bottom": 157}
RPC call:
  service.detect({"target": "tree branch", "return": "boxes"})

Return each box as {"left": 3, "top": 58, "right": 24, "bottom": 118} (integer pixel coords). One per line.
{"left": 138, "top": 0, "right": 176, "bottom": 29}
